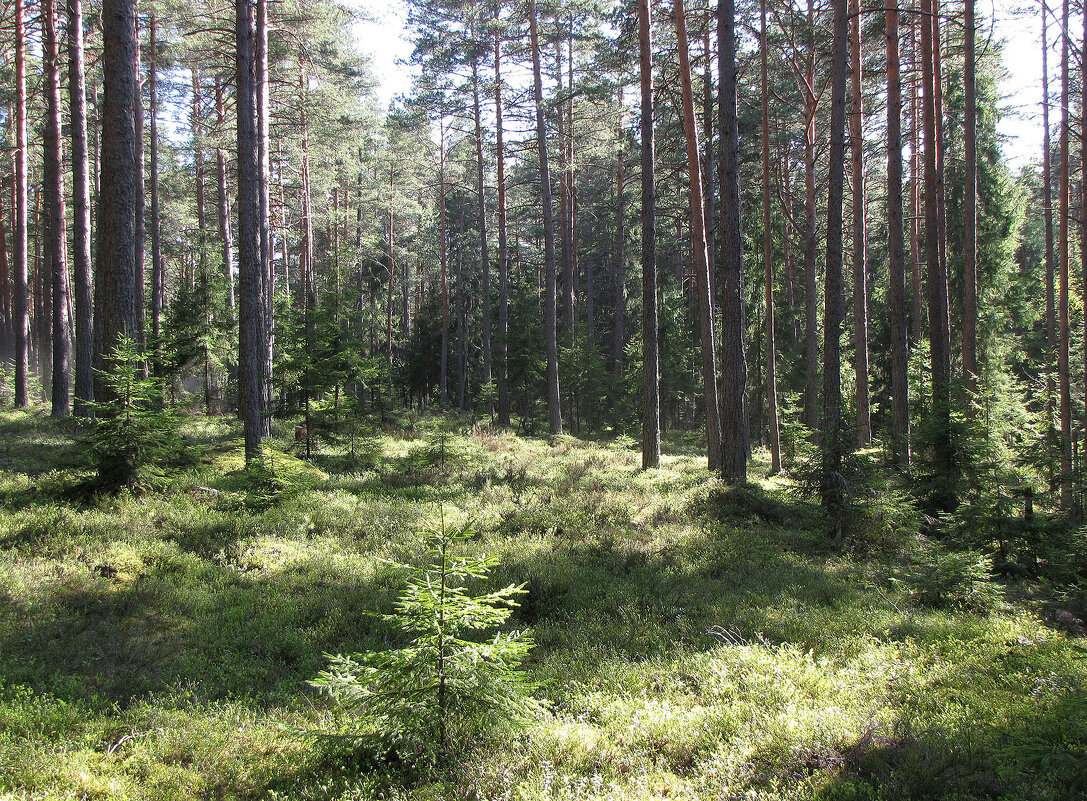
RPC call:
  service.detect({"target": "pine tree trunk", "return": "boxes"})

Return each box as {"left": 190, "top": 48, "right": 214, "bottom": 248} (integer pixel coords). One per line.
{"left": 760, "top": 0, "right": 781, "bottom": 473}
{"left": 675, "top": 0, "right": 721, "bottom": 472}
{"left": 150, "top": 16, "right": 163, "bottom": 355}
{"left": 1080, "top": 6, "right": 1087, "bottom": 465}
{"left": 822, "top": 0, "right": 850, "bottom": 537}
{"left": 801, "top": 0, "right": 819, "bottom": 433}
{"left": 529, "top": 0, "right": 563, "bottom": 435}
{"left": 495, "top": 30, "right": 510, "bottom": 425}
{"left": 13, "top": 0, "right": 29, "bottom": 407}
{"left": 44, "top": 0, "right": 71, "bottom": 417}
{"left": 850, "top": 0, "right": 870, "bottom": 444}
{"left": 1059, "top": 0, "right": 1072, "bottom": 506}
{"left": 215, "top": 77, "right": 235, "bottom": 312}
{"left": 439, "top": 122, "right": 450, "bottom": 407}
{"left": 1043, "top": 3, "right": 1056, "bottom": 435}
{"left": 471, "top": 55, "right": 491, "bottom": 392}
{"left": 718, "top": 0, "right": 748, "bottom": 479}
{"left": 68, "top": 0, "right": 93, "bottom": 415}
{"left": 256, "top": 0, "right": 273, "bottom": 430}
{"left": 236, "top": 0, "right": 267, "bottom": 463}
{"left": 963, "top": 0, "right": 978, "bottom": 400}
{"left": 612, "top": 94, "right": 626, "bottom": 375}
{"left": 921, "top": 0, "right": 953, "bottom": 509}
{"left": 638, "top": 0, "right": 660, "bottom": 469}
{"left": 909, "top": 24, "right": 923, "bottom": 347}
{"left": 886, "top": 0, "right": 911, "bottom": 468}
{"left": 134, "top": 14, "right": 146, "bottom": 360}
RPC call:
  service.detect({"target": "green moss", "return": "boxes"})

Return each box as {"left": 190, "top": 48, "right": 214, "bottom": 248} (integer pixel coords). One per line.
{"left": 0, "top": 409, "right": 1083, "bottom": 800}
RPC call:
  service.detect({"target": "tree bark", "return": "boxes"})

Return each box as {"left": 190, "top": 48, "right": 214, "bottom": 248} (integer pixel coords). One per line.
{"left": 963, "top": 0, "right": 978, "bottom": 400}
{"left": 13, "top": 0, "right": 29, "bottom": 407}
{"left": 676, "top": 0, "right": 721, "bottom": 471}
{"left": 68, "top": 0, "right": 93, "bottom": 415}
{"left": 822, "top": 0, "right": 849, "bottom": 537}
{"left": 921, "top": 0, "right": 953, "bottom": 506}
{"left": 134, "top": 13, "right": 146, "bottom": 359}
{"left": 612, "top": 92, "right": 626, "bottom": 375}
{"left": 850, "top": 0, "right": 870, "bottom": 444}
{"left": 44, "top": 0, "right": 71, "bottom": 417}
{"left": 94, "top": 0, "right": 139, "bottom": 402}
{"left": 718, "top": 0, "right": 748, "bottom": 479}
{"left": 495, "top": 30, "right": 510, "bottom": 425}
{"left": 150, "top": 16, "right": 163, "bottom": 354}
{"left": 529, "top": 0, "right": 563, "bottom": 435}
{"left": 215, "top": 77, "right": 235, "bottom": 312}
{"left": 886, "top": 0, "right": 911, "bottom": 468}
{"left": 760, "top": 0, "right": 781, "bottom": 473}
{"left": 1059, "top": 0, "right": 1072, "bottom": 506}
{"left": 236, "top": 0, "right": 267, "bottom": 462}
{"left": 471, "top": 54, "right": 492, "bottom": 392}
{"left": 638, "top": 0, "right": 660, "bottom": 469}
{"left": 1043, "top": 2, "right": 1056, "bottom": 433}
{"left": 801, "top": 0, "right": 819, "bottom": 432}
{"left": 439, "top": 121, "right": 450, "bottom": 407}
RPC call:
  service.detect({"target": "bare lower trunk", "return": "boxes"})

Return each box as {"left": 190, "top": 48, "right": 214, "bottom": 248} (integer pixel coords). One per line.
{"left": 236, "top": 0, "right": 267, "bottom": 462}
{"left": 14, "top": 0, "right": 29, "bottom": 407}
{"left": 760, "top": 0, "right": 780, "bottom": 473}
{"left": 638, "top": 0, "right": 660, "bottom": 469}
{"left": 495, "top": 31, "right": 510, "bottom": 424}
{"left": 529, "top": 0, "right": 562, "bottom": 435}
{"left": 44, "top": 0, "right": 71, "bottom": 417}
{"left": 886, "top": 1, "right": 911, "bottom": 468}
{"left": 822, "top": 0, "right": 850, "bottom": 537}
{"left": 676, "top": 0, "right": 721, "bottom": 472}
{"left": 718, "top": 0, "right": 748, "bottom": 479}
{"left": 963, "top": 0, "right": 978, "bottom": 400}
{"left": 69, "top": 0, "right": 93, "bottom": 415}
{"left": 850, "top": 0, "right": 870, "bottom": 444}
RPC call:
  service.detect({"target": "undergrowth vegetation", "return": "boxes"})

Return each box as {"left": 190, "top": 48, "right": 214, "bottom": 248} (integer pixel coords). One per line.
{"left": 0, "top": 408, "right": 1084, "bottom": 800}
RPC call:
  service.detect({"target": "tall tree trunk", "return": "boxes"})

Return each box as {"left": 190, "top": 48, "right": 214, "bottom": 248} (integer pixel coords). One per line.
{"left": 134, "top": 13, "right": 146, "bottom": 359}
{"left": 236, "top": 0, "right": 267, "bottom": 463}
{"left": 1059, "top": 0, "right": 1072, "bottom": 506}
{"left": 1080, "top": 4, "right": 1087, "bottom": 463}
{"left": 801, "top": 0, "right": 819, "bottom": 432}
{"left": 639, "top": 0, "right": 660, "bottom": 468}
{"left": 256, "top": 0, "right": 273, "bottom": 429}
{"left": 439, "top": 122, "right": 450, "bottom": 407}
{"left": 922, "top": 0, "right": 953, "bottom": 507}
{"left": 69, "top": 0, "right": 93, "bottom": 415}
{"left": 529, "top": 0, "right": 563, "bottom": 435}
{"left": 822, "top": 0, "right": 850, "bottom": 537}
{"left": 909, "top": 24, "right": 923, "bottom": 345}
{"left": 0, "top": 175, "right": 9, "bottom": 365}
{"left": 612, "top": 93, "right": 626, "bottom": 375}
{"left": 676, "top": 0, "right": 721, "bottom": 472}
{"left": 13, "top": 0, "right": 29, "bottom": 407}
{"left": 1043, "top": 3, "right": 1052, "bottom": 434}
{"left": 456, "top": 199, "right": 468, "bottom": 410}
{"left": 1043, "top": 2, "right": 1056, "bottom": 435}
{"left": 760, "top": 0, "right": 781, "bottom": 473}
{"left": 886, "top": 0, "right": 911, "bottom": 468}
{"left": 850, "top": 0, "right": 870, "bottom": 444}
{"left": 495, "top": 30, "right": 510, "bottom": 425}
{"left": 718, "top": 0, "right": 748, "bottom": 479}
{"left": 962, "top": 0, "right": 978, "bottom": 400}
{"left": 44, "top": 0, "right": 71, "bottom": 417}
{"left": 471, "top": 54, "right": 492, "bottom": 392}
{"left": 299, "top": 68, "right": 315, "bottom": 435}
{"left": 150, "top": 16, "right": 163, "bottom": 356}
{"left": 94, "top": 0, "right": 139, "bottom": 402}
{"left": 215, "top": 77, "right": 235, "bottom": 312}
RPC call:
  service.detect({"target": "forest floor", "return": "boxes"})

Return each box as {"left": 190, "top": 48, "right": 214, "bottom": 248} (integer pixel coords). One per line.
{"left": 0, "top": 408, "right": 1085, "bottom": 801}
